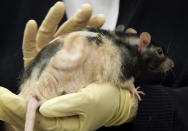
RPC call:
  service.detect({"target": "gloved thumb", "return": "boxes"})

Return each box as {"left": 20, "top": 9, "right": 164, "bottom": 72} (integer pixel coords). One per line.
{"left": 39, "top": 83, "right": 119, "bottom": 118}
{"left": 39, "top": 89, "right": 94, "bottom": 118}
{"left": 0, "top": 91, "right": 26, "bottom": 128}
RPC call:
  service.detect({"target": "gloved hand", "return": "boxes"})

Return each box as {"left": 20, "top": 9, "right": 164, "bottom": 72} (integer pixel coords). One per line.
{"left": 40, "top": 83, "right": 138, "bottom": 131}
{"left": 22, "top": 1, "right": 105, "bottom": 67}
{"left": 0, "top": 1, "right": 105, "bottom": 130}
{"left": 0, "top": 83, "right": 138, "bottom": 131}
{"left": 0, "top": 1, "right": 139, "bottom": 130}
{"left": 0, "top": 86, "right": 80, "bottom": 131}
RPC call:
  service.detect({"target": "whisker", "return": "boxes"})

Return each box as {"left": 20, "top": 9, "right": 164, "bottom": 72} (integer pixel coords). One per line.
{"left": 160, "top": 68, "right": 176, "bottom": 85}
{"left": 167, "top": 41, "right": 173, "bottom": 54}
{"left": 167, "top": 41, "right": 177, "bottom": 63}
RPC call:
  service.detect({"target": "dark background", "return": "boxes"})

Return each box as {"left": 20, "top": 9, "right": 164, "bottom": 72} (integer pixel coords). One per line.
{"left": 0, "top": 0, "right": 188, "bottom": 130}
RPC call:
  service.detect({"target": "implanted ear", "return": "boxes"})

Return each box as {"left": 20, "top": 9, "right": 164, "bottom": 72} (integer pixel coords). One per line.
{"left": 139, "top": 32, "right": 151, "bottom": 52}
{"left": 51, "top": 33, "right": 89, "bottom": 70}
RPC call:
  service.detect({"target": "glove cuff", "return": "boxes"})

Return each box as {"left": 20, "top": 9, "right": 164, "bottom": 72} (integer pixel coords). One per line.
{"left": 105, "top": 88, "right": 138, "bottom": 126}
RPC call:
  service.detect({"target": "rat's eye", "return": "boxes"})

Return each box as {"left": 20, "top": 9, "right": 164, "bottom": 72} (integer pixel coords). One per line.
{"left": 157, "top": 47, "right": 163, "bottom": 55}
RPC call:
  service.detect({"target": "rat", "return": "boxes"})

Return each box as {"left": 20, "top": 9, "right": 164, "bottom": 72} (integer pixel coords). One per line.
{"left": 18, "top": 26, "right": 174, "bottom": 131}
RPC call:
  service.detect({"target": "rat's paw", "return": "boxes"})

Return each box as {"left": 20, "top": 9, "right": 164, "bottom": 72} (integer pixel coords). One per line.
{"left": 130, "top": 86, "right": 145, "bottom": 101}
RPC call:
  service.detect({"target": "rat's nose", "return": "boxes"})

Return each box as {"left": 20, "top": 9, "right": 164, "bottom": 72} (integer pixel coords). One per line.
{"left": 169, "top": 59, "right": 175, "bottom": 68}
{"left": 162, "top": 58, "right": 175, "bottom": 72}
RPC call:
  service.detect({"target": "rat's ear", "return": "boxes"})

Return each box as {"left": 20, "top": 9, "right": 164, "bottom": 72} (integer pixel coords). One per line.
{"left": 125, "top": 28, "right": 137, "bottom": 34}
{"left": 139, "top": 32, "right": 151, "bottom": 52}
{"left": 51, "top": 33, "right": 89, "bottom": 70}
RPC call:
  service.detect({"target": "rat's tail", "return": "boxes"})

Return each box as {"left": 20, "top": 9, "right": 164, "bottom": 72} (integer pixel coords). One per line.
{"left": 24, "top": 97, "right": 39, "bottom": 131}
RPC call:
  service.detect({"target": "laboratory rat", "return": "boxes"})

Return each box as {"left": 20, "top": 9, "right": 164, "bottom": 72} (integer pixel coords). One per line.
{"left": 18, "top": 27, "right": 174, "bottom": 131}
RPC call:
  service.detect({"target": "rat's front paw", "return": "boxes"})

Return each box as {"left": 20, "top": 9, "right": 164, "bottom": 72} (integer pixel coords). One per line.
{"left": 130, "top": 86, "right": 145, "bottom": 101}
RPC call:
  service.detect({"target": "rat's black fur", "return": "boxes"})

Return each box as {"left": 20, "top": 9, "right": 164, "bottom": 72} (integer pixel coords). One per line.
{"left": 86, "top": 27, "right": 170, "bottom": 80}
{"left": 20, "top": 40, "right": 62, "bottom": 85}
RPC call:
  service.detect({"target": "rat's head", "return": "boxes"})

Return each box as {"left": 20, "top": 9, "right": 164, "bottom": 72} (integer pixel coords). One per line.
{"left": 138, "top": 32, "right": 174, "bottom": 72}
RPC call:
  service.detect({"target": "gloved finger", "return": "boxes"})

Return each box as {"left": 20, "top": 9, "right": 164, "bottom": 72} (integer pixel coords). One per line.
{"left": 40, "top": 92, "right": 90, "bottom": 118}
{"left": 54, "top": 4, "right": 92, "bottom": 37}
{"left": 55, "top": 116, "right": 80, "bottom": 130}
{"left": 34, "top": 111, "right": 80, "bottom": 130}
{"left": 0, "top": 87, "right": 7, "bottom": 120}
{"left": 105, "top": 87, "right": 137, "bottom": 126}
{"left": 87, "top": 14, "right": 105, "bottom": 28}
{"left": 125, "top": 28, "right": 137, "bottom": 34}
{"left": 0, "top": 87, "right": 12, "bottom": 96}
{"left": 1, "top": 93, "right": 26, "bottom": 118}
{"left": 0, "top": 93, "right": 26, "bottom": 128}
{"left": 36, "top": 1, "right": 65, "bottom": 51}
{"left": 22, "top": 20, "right": 38, "bottom": 67}
{"left": 0, "top": 87, "right": 18, "bottom": 125}
{"left": 39, "top": 83, "right": 118, "bottom": 118}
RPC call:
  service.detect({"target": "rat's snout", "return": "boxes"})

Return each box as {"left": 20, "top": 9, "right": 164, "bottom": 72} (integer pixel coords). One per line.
{"left": 160, "top": 58, "right": 175, "bottom": 72}
{"left": 166, "top": 58, "right": 174, "bottom": 68}
{"left": 169, "top": 59, "right": 175, "bottom": 68}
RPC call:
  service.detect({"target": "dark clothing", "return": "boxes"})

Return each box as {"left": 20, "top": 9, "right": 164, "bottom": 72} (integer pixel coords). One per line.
{"left": 133, "top": 86, "right": 175, "bottom": 131}
{"left": 1, "top": 0, "right": 188, "bottom": 130}
{"left": 100, "top": 0, "right": 188, "bottom": 130}
{"left": 99, "top": 86, "right": 188, "bottom": 131}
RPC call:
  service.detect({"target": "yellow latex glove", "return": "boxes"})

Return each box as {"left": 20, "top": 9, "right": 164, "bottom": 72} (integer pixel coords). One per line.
{"left": 40, "top": 83, "right": 138, "bottom": 131}
{"left": 1, "top": 1, "right": 105, "bottom": 130}
{"left": 0, "top": 87, "right": 80, "bottom": 131}
{"left": 22, "top": 1, "right": 105, "bottom": 67}
{"left": 0, "top": 83, "right": 138, "bottom": 131}
{"left": 0, "top": 1, "right": 139, "bottom": 130}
